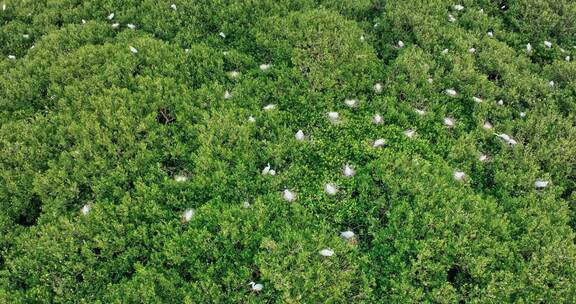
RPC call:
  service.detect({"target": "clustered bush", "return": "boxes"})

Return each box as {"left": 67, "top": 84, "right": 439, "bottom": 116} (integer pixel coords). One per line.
{"left": 1, "top": 0, "right": 575, "bottom": 302}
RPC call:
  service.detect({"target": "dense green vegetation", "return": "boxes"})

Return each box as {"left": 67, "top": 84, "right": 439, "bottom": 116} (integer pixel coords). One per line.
{"left": 1, "top": 0, "right": 575, "bottom": 302}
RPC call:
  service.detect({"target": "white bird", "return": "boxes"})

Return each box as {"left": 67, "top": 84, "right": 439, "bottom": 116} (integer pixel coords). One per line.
{"left": 259, "top": 63, "right": 271, "bottom": 70}
{"left": 548, "top": 80, "right": 555, "bottom": 87}
{"left": 397, "top": 40, "right": 405, "bottom": 48}
{"left": 453, "top": 171, "right": 465, "bottom": 181}
{"left": 111, "top": 23, "right": 120, "bottom": 29}
{"left": 81, "top": 19, "right": 86, "bottom": 24}
{"left": 127, "top": 23, "right": 136, "bottom": 29}
{"left": 224, "top": 90, "right": 232, "bottom": 99}
{"left": 295, "top": 130, "right": 305, "bottom": 141}
{"left": 170, "top": 4, "right": 177, "bottom": 10}
{"left": 544, "top": 41, "right": 552, "bottom": 48}
{"left": 107, "top": 13, "right": 114, "bottom": 20}
{"left": 7, "top": 55, "right": 16, "bottom": 60}
{"left": 174, "top": 174, "right": 189, "bottom": 182}
{"left": 282, "top": 189, "right": 296, "bottom": 202}
{"left": 473, "top": 96, "right": 483, "bottom": 103}
{"left": 242, "top": 201, "right": 251, "bottom": 208}
{"left": 453, "top": 4, "right": 464, "bottom": 11}
{"left": 446, "top": 89, "right": 457, "bottom": 97}
{"left": 427, "top": 78, "right": 434, "bottom": 84}
{"left": 344, "top": 98, "right": 358, "bottom": 108}
{"left": 520, "top": 112, "right": 526, "bottom": 118}
{"left": 404, "top": 129, "right": 415, "bottom": 138}
{"left": 343, "top": 164, "right": 355, "bottom": 177}
{"left": 487, "top": 31, "right": 493, "bottom": 38}
{"left": 483, "top": 121, "right": 493, "bottom": 130}
{"left": 442, "top": 48, "right": 449, "bottom": 54}
{"left": 566, "top": 56, "right": 571, "bottom": 62}
{"left": 22, "top": 34, "right": 30, "bottom": 39}
{"left": 249, "top": 282, "right": 263, "bottom": 292}
{"left": 319, "top": 249, "right": 334, "bottom": 257}
{"left": 248, "top": 115, "right": 256, "bottom": 122}
{"left": 129, "top": 46, "right": 138, "bottom": 54}
{"left": 360, "top": 35, "right": 365, "bottom": 42}
{"left": 373, "top": 82, "right": 383, "bottom": 93}
{"left": 496, "top": 133, "right": 517, "bottom": 145}
{"left": 534, "top": 180, "right": 549, "bottom": 189}
{"left": 182, "top": 209, "right": 194, "bottom": 223}
{"left": 324, "top": 183, "right": 338, "bottom": 195}
{"left": 448, "top": 14, "right": 456, "bottom": 22}
{"left": 80, "top": 204, "right": 91, "bottom": 215}
{"left": 468, "top": 47, "right": 476, "bottom": 53}
{"left": 372, "top": 138, "right": 386, "bottom": 148}
{"left": 262, "top": 163, "right": 276, "bottom": 176}
{"left": 184, "top": 48, "right": 190, "bottom": 53}
{"left": 222, "top": 51, "right": 229, "bottom": 56}
{"left": 414, "top": 109, "right": 426, "bottom": 116}
{"left": 526, "top": 43, "right": 532, "bottom": 52}
{"left": 497, "top": 99, "right": 504, "bottom": 106}
{"left": 263, "top": 104, "right": 276, "bottom": 111}
{"left": 229, "top": 71, "right": 239, "bottom": 79}
{"left": 372, "top": 114, "right": 383, "bottom": 124}
{"left": 219, "top": 32, "right": 226, "bottom": 38}
{"left": 340, "top": 231, "right": 355, "bottom": 240}
{"left": 328, "top": 111, "right": 339, "bottom": 122}
{"left": 443, "top": 117, "right": 455, "bottom": 127}
{"left": 2, "top": 4, "right": 5, "bottom": 11}
{"left": 479, "top": 154, "right": 489, "bottom": 162}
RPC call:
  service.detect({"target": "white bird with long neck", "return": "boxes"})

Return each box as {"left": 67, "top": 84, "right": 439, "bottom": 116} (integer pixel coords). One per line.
{"left": 248, "top": 116, "right": 256, "bottom": 122}
{"left": 295, "top": 130, "right": 305, "bottom": 141}
{"left": 496, "top": 133, "right": 517, "bottom": 145}
{"left": 80, "top": 204, "right": 91, "bottom": 215}
{"left": 453, "top": 171, "right": 465, "bottom": 181}
{"left": 343, "top": 164, "right": 355, "bottom": 177}
{"left": 181, "top": 209, "right": 194, "bottom": 223}
{"left": 483, "top": 121, "right": 493, "bottom": 130}
{"left": 324, "top": 183, "right": 338, "bottom": 195}
{"left": 544, "top": 41, "right": 552, "bottom": 48}
{"left": 170, "top": 4, "right": 177, "bottom": 10}
{"left": 224, "top": 90, "right": 232, "bottom": 99}
{"left": 107, "top": 13, "right": 115, "bottom": 20}
{"left": 129, "top": 46, "right": 138, "bottom": 54}
{"left": 283, "top": 189, "right": 296, "bottom": 202}
{"left": 127, "top": 23, "right": 136, "bottom": 29}
{"left": 526, "top": 43, "right": 532, "bottom": 52}
{"left": 372, "top": 138, "right": 386, "bottom": 148}
{"left": 453, "top": 4, "right": 464, "bottom": 11}
{"left": 473, "top": 96, "right": 483, "bottom": 103}
{"left": 262, "top": 163, "right": 275, "bottom": 176}
{"left": 444, "top": 117, "right": 455, "bottom": 127}
{"left": 319, "top": 249, "right": 334, "bottom": 257}
{"left": 249, "top": 282, "right": 263, "bottom": 292}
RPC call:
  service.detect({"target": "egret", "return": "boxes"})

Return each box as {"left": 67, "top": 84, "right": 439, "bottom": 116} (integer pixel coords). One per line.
{"left": 566, "top": 56, "right": 571, "bottom": 61}
{"left": 328, "top": 111, "right": 339, "bottom": 123}
{"left": 343, "top": 164, "right": 355, "bottom": 177}
{"left": 324, "top": 183, "right": 338, "bottom": 195}
{"left": 229, "top": 71, "right": 239, "bottom": 79}
{"left": 111, "top": 23, "right": 120, "bottom": 29}
{"left": 182, "top": 209, "right": 194, "bottom": 223}
{"left": 263, "top": 104, "right": 276, "bottom": 111}
{"left": 448, "top": 14, "right": 456, "bottom": 22}
{"left": 473, "top": 96, "right": 483, "bottom": 103}
{"left": 535, "top": 180, "right": 549, "bottom": 189}
{"left": 360, "top": 35, "right": 365, "bottom": 42}
{"left": 372, "top": 138, "right": 386, "bottom": 148}
{"left": 219, "top": 32, "right": 226, "bottom": 38}
{"left": 453, "top": 171, "right": 465, "bottom": 181}
{"left": 295, "top": 130, "right": 305, "bottom": 141}
{"left": 344, "top": 99, "right": 358, "bottom": 108}
{"left": 23, "top": 34, "right": 30, "bottom": 39}
{"left": 262, "top": 163, "right": 276, "bottom": 176}
{"left": 427, "top": 78, "right": 434, "bottom": 84}
{"left": 479, "top": 154, "right": 488, "bottom": 162}
{"left": 127, "top": 23, "right": 136, "bottom": 29}
{"left": 2, "top": 4, "right": 5, "bottom": 11}
{"left": 242, "top": 201, "right": 251, "bottom": 208}
{"left": 443, "top": 117, "right": 455, "bottom": 127}
{"left": 80, "top": 204, "right": 91, "bottom": 215}
{"left": 224, "top": 90, "right": 232, "bottom": 99}
{"left": 414, "top": 109, "right": 426, "bottom": 116}
{"left": 520, "top": 112, "right": 526, "bottom": 118}
{"left": 548, "top": 80, "right": 555, "bottom": 87}
{"left": 248, "top": 116, "right": 256, "bottom": 122}
{"left": 283, "top": 189, "right": 296, "bottom": 202}
{"left": 7, "top": 55, "right": 15, "bottom": 60}
{"left": 446, "top": 89, "right": 457, "bottom": 97}
{"left": 526, "top": 43, "right": 532, "bottom": 52}
{"left": 487, "top": 31, "right": 493, "bottom": 38}
{"left": 319, "top": 249, "right": 334, "bottom": 257}
{"left": 170, "top": 4, "right": 177, "bottom": 10}
{"left": 129, "top": 46, "right": 138, "bottom": 54}
{"left": 249, "top": 282, "right": 263, "bottom": 292}
{"left": 453, "top": 4, "right": 464, "bottom": 11}
{"left": 497, "top": 99, "right": 504, "bottom": 106}
{"left": 174, "top": 174, "right": 189, "bottom": 182}
{"left": 259, "top": 63, "right": 271, "bottom": 70}
{"left": 404, "top": 129, "right": 415, "bottom": 138}
{"left": 442, "top": 48, "right": 449, "bottom": 54}
{"left": 468, "top": 47, "right": 476, "bottom": 53}
{"left": 544, "top": 41, "right": 552, "bottom": 48}
{"left": 398, "top": 40, "right": 405, "bottom": 48}
{"left": 340, "top": 231, "right": 355, "bottom": 240}
{"left": 372, "top": 114, "right": 383, "bottom": 124}
{"left": 373, "top": 82, "right": 383, "bottom": 93}
{"left": 483, "top": 121, "right": 493, "bottom": 130}
{"left": 107, "top": 13, "right": 114, "bottom": 20}
{"left": 496, "top": 133, "right": 517, "bottom": 145}
{"left": 82, "top": 19, "right": 86, "bottom": 24}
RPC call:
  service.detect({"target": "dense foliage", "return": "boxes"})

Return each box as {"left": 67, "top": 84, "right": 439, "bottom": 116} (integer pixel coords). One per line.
{"left": 1, "top": 0, "right": 575, "bottom": 302}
